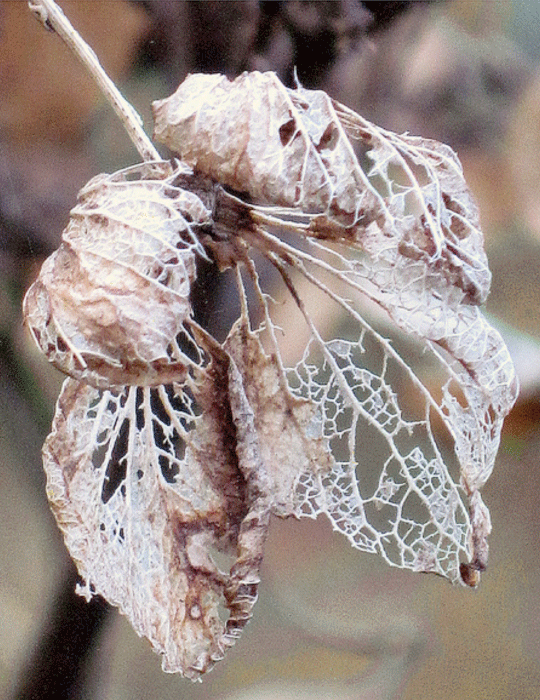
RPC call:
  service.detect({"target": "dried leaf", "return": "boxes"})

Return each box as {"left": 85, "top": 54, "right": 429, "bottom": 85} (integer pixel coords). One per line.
{"left": 153, "top": 70, "right": 490, "bottom": 303}
{"left": 224, "top": 314, "right": 334, "bottom": 518}
{"left": 25, "top": 70, "right": 518, "bottom": 679}
{"left": 153, "top": 71, "right": 518, "bottom": 581}
{"left": 43, "top": 348, "right": 265, "bottom": 678}
{"left": 23, "top": 160, "right": 209, "bottom": 388}
{"left": 41, "top": 314, "right": 333, "bottom": 677}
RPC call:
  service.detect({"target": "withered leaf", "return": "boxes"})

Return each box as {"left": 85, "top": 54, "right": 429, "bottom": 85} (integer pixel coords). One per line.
{"left": 43, "top": 355, "right": 261, "bottom": 679}
{"left": 224, "top": 313, "right": 334, "bottom": 518}
{"left": 41, "top": 315, "right": 334, "bottom": 678}
{"left": 153, "top": 70, "right": 518, "bottom": 582}
{"left": 23, "top": 160, "right": 210, "bottom": 388}
{"left": 152, "top": 70, "right": 490, "bottom": 304}
{"left": 25, "top": 69, "right": 518, "bottom": 680}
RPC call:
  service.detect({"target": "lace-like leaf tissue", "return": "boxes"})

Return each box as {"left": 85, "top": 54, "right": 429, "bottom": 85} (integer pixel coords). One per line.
{"left": 25, "top": 71, "right": 518, "bottom": 680}
{"left": 24, "top": 161, "right": 209, "bottom": 388}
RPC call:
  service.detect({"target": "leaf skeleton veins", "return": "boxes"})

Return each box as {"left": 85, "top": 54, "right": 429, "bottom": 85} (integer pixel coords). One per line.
{"left": 23, "top": 70, "right": 518, "bottom": 680}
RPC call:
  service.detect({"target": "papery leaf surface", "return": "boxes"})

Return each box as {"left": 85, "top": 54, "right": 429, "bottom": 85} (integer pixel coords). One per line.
{"left": 42, "top": 318, "right": 335, "bottom": 678}
{"left": 23, "top": 161, "right": 210, "bottom": 388}
{"left": 153, "top": 70, "right": 490, "bottom": 304}
{"left": 43, "top": 355, "right": 270, "bottom": 679}
{"left": 25, "top": 70, "right": 520, "bottom": 681}
{"left": 154, "top": 70, "right": 518, "bottom": 582}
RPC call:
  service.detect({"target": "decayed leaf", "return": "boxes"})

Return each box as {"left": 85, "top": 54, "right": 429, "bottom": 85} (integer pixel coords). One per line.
{"left": 23, "top": 160, "right": 209, "bottom": 388}
{"left": 43, "top": 349, "right": 257, "bottom": 679}
{"left": 26, "top": 69, "right": 518, "bottom": 679}
{"left": 224, "top": 314, "right": 335, "bottom": 518}
{"left": 153, "top": 70, "right": 518, "bottom": 582}
{"left": 152, "top": 70, "right": 490, "bottom": 304}
{"left": 42, "top": 310, "right": 334, "bottom": 678}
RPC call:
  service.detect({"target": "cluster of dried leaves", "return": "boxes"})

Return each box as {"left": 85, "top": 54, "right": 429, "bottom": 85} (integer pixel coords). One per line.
{"left": 23, "top": 70, "right": 518, "bottom": 679}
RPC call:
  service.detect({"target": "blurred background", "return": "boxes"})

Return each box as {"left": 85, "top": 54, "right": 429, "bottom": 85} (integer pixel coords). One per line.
{"left": 2, "top": 1, "right": 540, "bottom": 698}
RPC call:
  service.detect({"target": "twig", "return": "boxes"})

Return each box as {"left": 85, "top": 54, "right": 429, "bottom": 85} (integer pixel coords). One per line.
{"left": 28, "top": 0, "right": 161, "bottom": 163}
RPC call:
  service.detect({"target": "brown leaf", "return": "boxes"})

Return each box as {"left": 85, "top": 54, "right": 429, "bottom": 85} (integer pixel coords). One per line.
{"left": 23, "top": 161, "right": 209, "bottom": 388}
{"left": 42, "top": 358, "right": 265, "bottom": 678}
{"left": 152, "top": 70, "right": 490, "bottom": 304}
{"left": 225, "top": 314, "right": 334, "bottom": 518}
{"left": 26, "top": 68, "right": 519, "bottom": 680}
{"left": 153, "top": 70, "right": 517, "bottom": 582}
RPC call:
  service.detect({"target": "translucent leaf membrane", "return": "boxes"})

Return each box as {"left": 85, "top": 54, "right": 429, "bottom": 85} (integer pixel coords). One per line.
{"left": 43, "top": 317, "right": 332, "bottom": 678}
{"left": 43, "top": 365, "right": 257, "bottom": 680}
{"left": 153, "top": 71, "right": 490, "bottom": 304}
{"left": 153, "top": 70, "right": 518, "bottom": 583}
{"left": 223, "top": 226, "right": 513, "bottom": 583}
{"left": 23, "top": 161, "right": 210, "bottom": 388}
{"left": 28, "top": 71, "right": 518, "bottom": 680}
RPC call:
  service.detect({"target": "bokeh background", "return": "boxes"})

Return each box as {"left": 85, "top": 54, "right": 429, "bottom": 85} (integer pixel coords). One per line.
{"left": 2, "top": 1, "right": 540, "bottom": 699}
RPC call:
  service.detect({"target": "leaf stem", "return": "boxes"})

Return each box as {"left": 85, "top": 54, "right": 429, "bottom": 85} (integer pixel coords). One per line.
{"left": 28, "top": 0, "right": 161, "bottom": 162}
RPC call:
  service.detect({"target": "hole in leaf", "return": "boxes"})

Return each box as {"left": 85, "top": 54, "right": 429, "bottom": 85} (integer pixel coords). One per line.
{"left": 135, "top": 388, "right": 145, "bottom": 431}
{"left": 158, "top": 453, "right": 179, "bottom": 483}
{"left": 279, "top": 118, "right": 297, "bottom": 147}
{"left": 101, "top": 418, "right": 129, "bottom": 503}
{"left": 317, "top": 124, "right": 339, "bottom": 152}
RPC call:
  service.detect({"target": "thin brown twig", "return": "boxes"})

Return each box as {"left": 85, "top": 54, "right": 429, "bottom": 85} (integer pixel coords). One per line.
{"left": 28, "top": 0, "right": 161, "bottom": 162}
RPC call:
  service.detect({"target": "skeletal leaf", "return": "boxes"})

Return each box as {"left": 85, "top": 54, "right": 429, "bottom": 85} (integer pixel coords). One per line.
{"left": 42, "top": 313, "right": 334, "bottom": 678}
{"left": 26, "top": 70, "right": 518, "bottom": 680}
{"left": 153, "top": 70, "right": 518, "bottom": 583}
{"left": 224, "top": 314, "right": 335, "bottom": 518}
{"left": 43, "top": 352, "right": 257, "bottom": 679}
{"left": 23, "top": 160, "right": 210, "bottom": 388}
{"left": 153, "top": 70, "right": 490, "bottom": 304}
